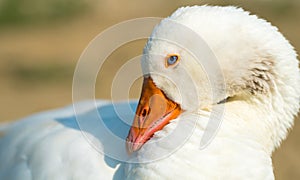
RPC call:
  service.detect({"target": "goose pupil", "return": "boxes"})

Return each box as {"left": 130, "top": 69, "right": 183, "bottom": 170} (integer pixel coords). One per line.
{"left": 168, "top": 55, "right": 178, "bottom": 65}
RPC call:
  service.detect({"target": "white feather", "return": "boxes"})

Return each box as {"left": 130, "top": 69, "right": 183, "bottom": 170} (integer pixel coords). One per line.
{"left": 1, "top": 5, "right": 299, "bottom": 180}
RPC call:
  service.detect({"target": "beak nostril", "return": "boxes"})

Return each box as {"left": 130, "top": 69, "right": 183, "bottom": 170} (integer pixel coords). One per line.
{"left": 142, "top": 108, "right": 147, "bottom": 117}
{"left": 138, "top": 107, "right": 150, "bottom": 128}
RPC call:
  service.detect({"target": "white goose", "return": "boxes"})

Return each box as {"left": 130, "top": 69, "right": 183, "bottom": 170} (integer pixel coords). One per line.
{"left": 0, "top": 6, "right": 299, "bottom": 180}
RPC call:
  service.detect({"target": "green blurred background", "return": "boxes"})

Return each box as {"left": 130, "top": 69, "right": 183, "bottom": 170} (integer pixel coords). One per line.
{"left": 0, "top": 0, "right": 299, "bottom": 179}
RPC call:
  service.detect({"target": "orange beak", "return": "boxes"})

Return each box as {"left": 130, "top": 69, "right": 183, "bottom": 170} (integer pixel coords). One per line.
{"left": 126, "top": 76, "right": 182, "bottom": 153}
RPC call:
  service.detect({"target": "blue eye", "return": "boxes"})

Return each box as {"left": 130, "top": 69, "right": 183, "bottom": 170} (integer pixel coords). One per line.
{"left": 166, "top": 54, "right": 179, "bottom": 66}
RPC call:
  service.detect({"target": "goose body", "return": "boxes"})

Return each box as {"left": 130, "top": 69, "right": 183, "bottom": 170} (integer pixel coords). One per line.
{"left": 0, "top": 101, "right": 131, "bottom": 179}
{"left": 1, "top": 6, "right": 299, "bottom": 180}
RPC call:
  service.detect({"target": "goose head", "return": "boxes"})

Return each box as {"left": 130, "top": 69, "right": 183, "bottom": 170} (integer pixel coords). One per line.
{"left": 126, "top": 6, "right": 300, "bottom": 155}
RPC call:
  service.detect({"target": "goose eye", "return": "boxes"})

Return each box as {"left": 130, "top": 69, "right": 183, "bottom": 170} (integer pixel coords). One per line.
{"left": 166, "top": 54, "right": 180, "bottom": 67}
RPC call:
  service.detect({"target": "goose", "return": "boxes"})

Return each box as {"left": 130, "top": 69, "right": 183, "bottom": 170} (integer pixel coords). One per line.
{"left": 0, "top": 5, "right": 299, "bottom": 180}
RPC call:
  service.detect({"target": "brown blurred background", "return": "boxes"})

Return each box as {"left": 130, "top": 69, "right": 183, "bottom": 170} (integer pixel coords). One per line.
{"left": 0, "top": 0, "right": 299, "bottom": 179}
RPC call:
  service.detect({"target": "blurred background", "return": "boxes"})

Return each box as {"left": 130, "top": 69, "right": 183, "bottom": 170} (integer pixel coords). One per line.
{"left": 0, "top": 0, "right": 299, "bottom": 179}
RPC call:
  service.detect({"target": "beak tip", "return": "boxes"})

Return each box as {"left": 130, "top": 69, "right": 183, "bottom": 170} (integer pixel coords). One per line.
{"left": 126, "top": 138, "right": 143, "bottom": 154}
{"left": 126, "top": 141, "right": 133, "bottom": 155}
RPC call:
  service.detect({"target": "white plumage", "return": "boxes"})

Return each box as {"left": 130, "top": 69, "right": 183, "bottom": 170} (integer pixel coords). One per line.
{"left": 1, "top": 6, "right": 299, "bottom": 179}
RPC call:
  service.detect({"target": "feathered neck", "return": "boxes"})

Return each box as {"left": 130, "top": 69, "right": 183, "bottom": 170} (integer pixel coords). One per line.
{"left": 124, "top": 103, "right": 275, "bottom": 179}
